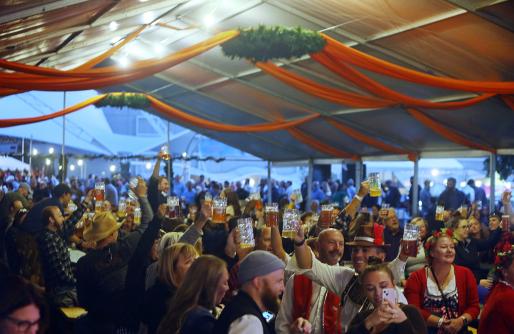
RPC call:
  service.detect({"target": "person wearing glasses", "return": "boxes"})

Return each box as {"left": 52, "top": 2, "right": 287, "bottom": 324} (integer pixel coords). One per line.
{"left": 0, "top": 275, "right": 47, "bottom": 334}
{"left": 448, "top": 216, "right": 502, "bottom": 282}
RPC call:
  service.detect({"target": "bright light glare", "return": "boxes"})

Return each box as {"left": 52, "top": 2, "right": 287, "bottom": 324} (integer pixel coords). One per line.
{"left": 77, "top": 159, "right": 83, "bottom": 166}
{"left": 142, "top": 12, "right": 154, "bottom": 24}
{"left": 203, "top": 14, "right": 216, "bottom": 28}
{"left": 109, "top": 21, "right": 119, "bottom": 31}
{"left": 58, "top": 165, "right": 62, "bottom": 170}
{"left": 32, "top": 148, "right": 38, "bottom": 156}
{"left": 430, "top": 181, "right": 434, "bottom": 187}
{"left": 45, "top": 158, "right": 51, "bottom": 166}
{"left": 109, "top": 165, "right": 116, "bottom": 172}
{"left": 460, "top": 181, "right": 466, "bottom": 188}
{"left": 145, "top": 162, "right": 152, "bottom": 170}
{"left": 153, "top": 44, "right": 165, "bottom": 57}
{"left": 48, "top": 147, "right": 54, "bottom": 154}
{"left": 110, "top": 36, "right": 121, "bottom": 45}
{"left": 69, "top": 164, "right": 76, "bottom": 171}
{"left": 431, "top": 168, "right": 439, "bottom": 177}
{"left": 443, "top": 179, "right": 447, "bottom": 186}
{"left": 118, "top": 56, "right": 130, "bottom": 68}
{"left": 475, "top": 180, "right": 482, "bottom": 187}
{"left": 249, "top": 178, "right": 255, "bottom": 187}
{"left": 182, "top": 152, "right": 187, "bottom": 158}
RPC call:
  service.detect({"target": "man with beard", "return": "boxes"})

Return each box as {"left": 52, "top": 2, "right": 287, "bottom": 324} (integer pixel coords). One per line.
{"left": 291, "top": 218, "right": 409, "bottom": 333}
{"left": 215, "top": 250, "right": 286, "bottom": 334}
{"left": 276, "top": 228, "right": 344, "bottom": 334}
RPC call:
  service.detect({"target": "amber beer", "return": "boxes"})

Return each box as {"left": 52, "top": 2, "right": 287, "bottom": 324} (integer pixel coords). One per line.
{"left": 95, "top": 182, "right": 105, "bottom": 201}
{"left": 167, "top": 196, "right": 180, "bottom": 219}
{"left": 435, "top": 205, "right": 445, "bottom": 221}
{"left": 160, "top": 145, "right": 171, "bottom": 161}
{"left": 134, "top": 207, "right": 142, "bottom": 225}
{"left": 402, "top": 224, "right": 420, "bottom": 257}
{"left": 117, "top": 200, "right": 127, "bottom": 218}
{"left": 204, "top": 193, "right": 213, "bottom": 219}
{"left": 250, "top": 192, "right": 262, "bottom": 210}
{"left": 265, "top": 203, "right": 279, "bottom": 227}
{"left": 212, "top": 198, "right": 227, "bottom": 224}
{"left": 368, "top": 173, "right": 381, "bottom": 197}
{"left": 379, "top": 204, "right": 390, "bottom": 219}
{"left": 320, "top": 204, "right": 333, "bottom": 228}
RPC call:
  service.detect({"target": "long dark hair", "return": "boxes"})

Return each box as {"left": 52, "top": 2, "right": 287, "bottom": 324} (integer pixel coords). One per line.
{"left": 156, "top": 255, "right": 227, "bottom": 334}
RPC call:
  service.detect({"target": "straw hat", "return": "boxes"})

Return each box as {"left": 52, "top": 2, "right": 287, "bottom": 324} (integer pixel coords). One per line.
{"left": 346, "top": 222, "right": 389, "bottom": 247}
{"left": 83, "top": 212, "right": 123, "bottom": 243}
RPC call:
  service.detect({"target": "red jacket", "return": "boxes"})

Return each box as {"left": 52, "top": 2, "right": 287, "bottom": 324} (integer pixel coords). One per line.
{"left": 404, "top": 265, "right": 479, "bottom": 320}
{"left": 478, "top": 282, "right": 514, "bottom": 334}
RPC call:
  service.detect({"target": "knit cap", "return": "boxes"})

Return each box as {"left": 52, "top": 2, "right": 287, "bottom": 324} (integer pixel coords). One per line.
{"left": 238, "top": 250, "right": 285, "bottom": 285}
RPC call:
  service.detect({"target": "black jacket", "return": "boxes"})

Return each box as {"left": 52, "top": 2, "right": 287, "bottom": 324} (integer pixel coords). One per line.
{"left": 214, "top": 290, "right": 274, "bottom": 334}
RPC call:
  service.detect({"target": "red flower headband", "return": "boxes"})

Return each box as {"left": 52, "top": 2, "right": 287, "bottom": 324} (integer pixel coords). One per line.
{"left": 424, "top": 228, "right": 454, "bottom": 253}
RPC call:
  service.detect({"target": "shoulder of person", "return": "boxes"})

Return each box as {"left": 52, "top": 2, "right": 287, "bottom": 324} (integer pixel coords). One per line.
{"left": 228, "top": 315, "right": 263, "bottom": 334}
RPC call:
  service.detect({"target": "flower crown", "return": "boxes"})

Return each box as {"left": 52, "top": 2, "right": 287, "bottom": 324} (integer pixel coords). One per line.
{"left": 494, "top": 244, "right": 514, "bottom": 270}
{"left": 424, "top": 228, "right": 454, "bottom": 253}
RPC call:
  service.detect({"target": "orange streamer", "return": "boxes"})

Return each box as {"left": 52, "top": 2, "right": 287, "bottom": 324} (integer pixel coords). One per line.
{"left": 288, "top": 128, "right": 359, "bottom": 160}
{"left": 147, "top": 95, "right": 319, "bottom": 132}
{"left": 501, "top": 95, "right": 514, "bottom": 111}
{"left": 312, "top": 52, "right": 495, "bottom": 109}
{"left": 405, "top": 108, "right": 495, "bottom": 153}
{"left": 323, "top": 117, "right": 408, "bottom": 154}
{"left": 256, "top": 62, "right": 395, "bottom": 108}
{"left": 0, "top": 95, "right": 106, "bottom": 127}
{"left": 322, "top": 34, "right": 514, "bottom": 94}
{"left": 0, "top": 30, "right": 239, "bottom": 94}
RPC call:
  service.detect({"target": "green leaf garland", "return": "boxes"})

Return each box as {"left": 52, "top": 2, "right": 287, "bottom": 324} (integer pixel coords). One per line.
{"left": 222, "top": 26, "right": 326, "bottom": 62}
{"left": 95, "top": 92, "right": 150, "bottom": 109}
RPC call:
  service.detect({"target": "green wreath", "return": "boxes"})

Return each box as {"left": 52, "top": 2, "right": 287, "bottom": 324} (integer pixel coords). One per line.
{"left": 222, "top": 26, "right": 326, "bottom": 62}
{"left": 95, "top": 93, "right": 150, "bottom": 109}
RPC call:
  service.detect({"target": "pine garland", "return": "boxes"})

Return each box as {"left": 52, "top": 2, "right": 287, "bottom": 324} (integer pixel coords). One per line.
{"left": 95, "top": 92, "right": 150, "bottom": 109}
{"left": 222, "top": 26, "right": 326, "bottom": 62}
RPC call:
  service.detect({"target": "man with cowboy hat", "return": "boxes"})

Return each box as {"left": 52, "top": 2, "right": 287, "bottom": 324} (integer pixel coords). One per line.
{"left": 291, "top": 213, "right": 410, "bottom": 333}
{"left": 76, "top": 177, "right": 153, "bottom": 333}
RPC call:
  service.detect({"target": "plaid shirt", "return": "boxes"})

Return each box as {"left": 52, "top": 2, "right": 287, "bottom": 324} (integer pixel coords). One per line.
{"left": 37, "top": 204, "right": 84, "bottom": 291}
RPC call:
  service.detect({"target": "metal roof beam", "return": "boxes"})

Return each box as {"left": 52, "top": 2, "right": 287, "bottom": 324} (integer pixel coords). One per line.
{"left": 0, "top": 0, "right": 89, "bottom": 25}
{"left": 443, "top": 0, "right": 514, "bottom": 33}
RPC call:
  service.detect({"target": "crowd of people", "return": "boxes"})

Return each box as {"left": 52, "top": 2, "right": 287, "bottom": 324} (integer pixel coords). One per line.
{"left": 0, "top": 153, "right": 513, "bottom": 334}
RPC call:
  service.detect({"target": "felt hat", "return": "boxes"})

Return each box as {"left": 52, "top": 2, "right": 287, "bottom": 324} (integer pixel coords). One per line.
{"left": 83, "top": 212, "right": 122, "bottom": 243}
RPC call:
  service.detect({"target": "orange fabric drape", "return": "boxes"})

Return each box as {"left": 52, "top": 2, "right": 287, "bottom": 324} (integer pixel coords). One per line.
{"left": 256, "top": 62, "right": 395, "bottom": 108}
{"left": 322, "top": 34, "right": 514, "bottom": 94}
{"left": 501, "top": 95, "right": 514, "bottom": 111}
{"left": 405, "top": 108, "right": 495, "bottom": 153}
{"left": 312, "top": 52, "right": 495, "bottom": 109}
{"left": 0, "top": 93, "right": 319, "bottom": 132}
{"left": 0, "top": 95, "right": 106, "bottom": 127}
{"left": 323, "top": 117, "right": 408, "bottom": 154}
{"left": 288, "top": 128, "right": 359, "bottom": 160}
{"left": 0, "top": 31, "right": 239, "bottom": 94}
{"left": 147, "top": 95, "right": 319, "bottom": 132}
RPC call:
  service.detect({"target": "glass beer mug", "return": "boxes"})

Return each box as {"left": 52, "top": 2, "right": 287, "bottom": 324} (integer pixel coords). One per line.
{"left": 282, "top": 209, "right": 300, "bottom": 239}
{"left": 368, "top": 173, "right": 381, "bottom": 197}
{"left": 212, "top": 197, "right": 227, "bottom": 224}
{"left": 265, "top": 203, "right": 279, "bottom": 227}
{"left": 238, "top": 217, "right": 255, "bottom": 249}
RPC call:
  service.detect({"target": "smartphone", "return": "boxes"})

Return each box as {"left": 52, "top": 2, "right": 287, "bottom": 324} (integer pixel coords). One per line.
{"left": 382, "top": 288, "right": 398, "bottom": 304}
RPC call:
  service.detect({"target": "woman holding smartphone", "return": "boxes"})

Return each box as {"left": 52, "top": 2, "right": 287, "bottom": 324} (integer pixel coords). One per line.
{"left": 404, "top": 229, "right": 479, "bottom": 334}
{"left": 347, "top": 262, "right": 427, "bottom": 334}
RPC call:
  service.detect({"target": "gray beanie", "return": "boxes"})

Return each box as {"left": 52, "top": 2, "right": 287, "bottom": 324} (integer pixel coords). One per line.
{"left": 238, "top": 250, "right": 285, "bottom": 285}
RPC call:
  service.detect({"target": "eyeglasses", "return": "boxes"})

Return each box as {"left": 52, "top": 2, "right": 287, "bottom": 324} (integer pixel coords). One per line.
{"left": 459, "top": 225, "right": 471, "bottom": 229}
{"left": 5, "top": 315, "right": 40, "bottom": 332}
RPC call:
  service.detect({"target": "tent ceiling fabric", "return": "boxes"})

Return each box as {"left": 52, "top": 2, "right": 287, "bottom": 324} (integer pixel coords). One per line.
{"left": 1, "top": 0, "right": 514, "bottom": 161}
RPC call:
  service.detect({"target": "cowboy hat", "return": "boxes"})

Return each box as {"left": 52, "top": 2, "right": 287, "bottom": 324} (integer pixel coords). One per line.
{"left": 83, "top": 212, "right": 123, "bottom": 243}
{"left": 346, "top": 222, "right": 389, "bottom": 247}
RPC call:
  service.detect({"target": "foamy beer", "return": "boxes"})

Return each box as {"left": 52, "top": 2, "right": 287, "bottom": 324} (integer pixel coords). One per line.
{"left": 160, "top": 145, "right": 170, "bottom": 161}
{"left": 319, "top": 204, "right": 333, "bottom": 228}
{"left": 265, "top": 203, "right": 279, "bottom": 227}
{"left": 402, "top": 224, "right": 420, "bottom": 257}
{"left": 204, "top": 193, "right": 213, "bottom": 218}
{"left": 212, "top": 197, "right": 227, "bottom": 224}
{"left": 435, "top": 205, "right": 445, "bottom": 221}
{"left": 95, "top": 200, "right": 103, "bottom": 213}
{"left": 368, "top": 173, "right": 381, "bottom": 197}
{"left": 282, "top": 209, "right": 300, "bottom": 239}
{"left": 238, "top": 217, "right": 255, "bottom": 249}
{"left": 134, "top": 207, "right": 142, "bottom": 225}
{"left": 502, "top": 215, "right": 511, "bottom": 231}
{"left": 167, "top": 196, "right": 180, "bottom": 219}
{"left": 459, "top": 204, "right": 468, "bottom": 217}
{"left": 379, "top": 203, "right": 390, "bottom": 219}
{"left": 250, "top": 192, "right": 263, "bottom": 210}
{"left": 117, "top": 200, "right": 127, "bottom": 218}
{"left": 95, "top": 182, "right": 105, "bottom": 201}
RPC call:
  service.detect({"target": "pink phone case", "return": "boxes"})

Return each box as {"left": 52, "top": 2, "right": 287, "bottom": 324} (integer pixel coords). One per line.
{"left": 382, "top": 288, "right": 398, "bottom": 304}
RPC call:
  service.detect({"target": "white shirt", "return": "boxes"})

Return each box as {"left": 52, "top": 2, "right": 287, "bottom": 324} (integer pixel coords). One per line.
{"left": 228, "top": 315, "right": 263, "bottom": 334}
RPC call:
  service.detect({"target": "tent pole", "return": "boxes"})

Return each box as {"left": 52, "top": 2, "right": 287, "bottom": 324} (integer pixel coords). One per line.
{"left": 28, "top": 136, "right": 32, "bottom": 178}
{"left": 267, "top": 161, "right": 272, "bottom": 205}
{"left": 307, "top": 158, "right": 313, "bottom": 212}
{"left": 61, "top": 91, "right": 66, "bottom": 183}
{"left": 355, "top": 159, "right": 362, "bottom": 187}
{"left": 167, "top": 121, "right": 171, "bottom": 191}
{"left": 412, "top": 157, "right": 419, "bottom": 216}
{"left": 21, "top": 137, "right": 25, "bottom": 163}
{"left": 489, "top": 153, "right": 496, "bottom": 212}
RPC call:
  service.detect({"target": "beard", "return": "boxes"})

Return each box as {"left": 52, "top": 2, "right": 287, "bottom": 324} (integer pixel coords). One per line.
{"left": 261, "top": 284, "right": 280, "bottom": 314}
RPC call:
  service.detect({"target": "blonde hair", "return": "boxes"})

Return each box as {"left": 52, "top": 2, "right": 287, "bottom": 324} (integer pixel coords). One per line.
{"left": 157, "top": 255, "right": 227, "bottom": 334}
{"left": 158, "top": 243, "right": 198, "bottom": 288}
